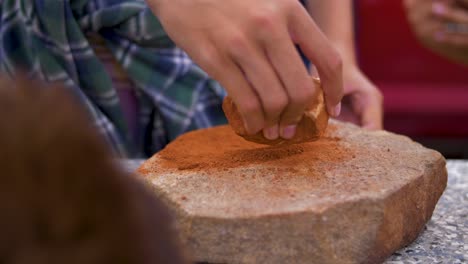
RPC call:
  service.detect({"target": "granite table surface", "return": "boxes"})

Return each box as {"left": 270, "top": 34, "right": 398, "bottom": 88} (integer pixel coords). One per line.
{"left": 122, "top": 159, "right": 467, "bottom": 264}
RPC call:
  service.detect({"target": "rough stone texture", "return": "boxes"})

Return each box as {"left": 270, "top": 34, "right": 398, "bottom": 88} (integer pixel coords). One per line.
{"left": 138, "top": 120, "right": 448, "bottom": 264}
{"left": 222, "top": 78, "right": 328, "bottom": 146}
{"left": 123, "top": 160, "right": 467, "bottom": 263}
{"left": 386, "top": 160, "right": 467, "bottom": 264}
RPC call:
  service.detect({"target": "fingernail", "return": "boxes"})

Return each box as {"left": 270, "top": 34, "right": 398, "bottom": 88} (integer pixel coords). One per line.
{"left": 281, "top": 125, "right": 297, "bottom": 139}
{"left": 331, "top": 102, "right": 342, "bottom": 117}
{"left": 263, "top": 125, "right": 279, "bottom": 140}
{"left": 433, "top": 2, "right": 446, "bottom": 15}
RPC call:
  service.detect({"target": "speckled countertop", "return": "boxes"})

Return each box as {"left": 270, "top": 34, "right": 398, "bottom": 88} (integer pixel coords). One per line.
{"left": 385, "top": 160, "right": 467, "bottom": 264}
{"left": 122, "top": 159, "right": 467, "bottom": 264}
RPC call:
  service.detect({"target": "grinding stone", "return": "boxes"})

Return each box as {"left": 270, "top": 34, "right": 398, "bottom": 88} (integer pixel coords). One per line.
{"left": 138, "top": 120, "right": 447, "bottom": 264}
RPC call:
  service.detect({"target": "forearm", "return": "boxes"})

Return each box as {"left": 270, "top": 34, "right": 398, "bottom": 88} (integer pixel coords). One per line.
{"left": 306, "top": 0, "right": 357, "bottom": 65}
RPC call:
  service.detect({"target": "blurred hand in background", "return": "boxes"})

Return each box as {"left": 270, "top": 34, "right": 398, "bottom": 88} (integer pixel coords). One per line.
{"left": 307, "top": 0, "right": 384, "bottom": 130}
{"left": 339, "top": 66, "right": 384, "bottom": 130}
{"left": 405, "top": 0, "right": 468, "bottom": 65}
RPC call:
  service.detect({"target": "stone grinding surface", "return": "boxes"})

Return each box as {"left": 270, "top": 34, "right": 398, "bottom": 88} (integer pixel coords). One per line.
{"left": 122, "top": 160, "right": 466, "bottom": 263}
{"left": 138, "top": 120, "right": 447, "bottom": 264}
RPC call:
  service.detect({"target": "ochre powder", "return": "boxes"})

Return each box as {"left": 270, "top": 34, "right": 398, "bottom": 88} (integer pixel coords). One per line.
{"left": 144, "top": 123, "right": 351, "bottom": 173}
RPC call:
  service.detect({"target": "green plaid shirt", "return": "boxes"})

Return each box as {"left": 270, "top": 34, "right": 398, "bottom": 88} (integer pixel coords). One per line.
{"left": 0, "top": 0, "right": 228, "bottom": 158}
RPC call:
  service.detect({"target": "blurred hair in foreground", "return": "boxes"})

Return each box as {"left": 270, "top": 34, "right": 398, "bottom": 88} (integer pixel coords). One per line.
{"left": 0, "top": 76, "right": 186, "bottom": 264}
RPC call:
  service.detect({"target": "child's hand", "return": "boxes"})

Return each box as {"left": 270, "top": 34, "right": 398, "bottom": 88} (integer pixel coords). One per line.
{"left": 340, "top": 66, "right": 383, "bottom": 130}
{"left": 312, "top": 65, "right": 383, "bottom": 130}
{"left": 147, "top": 0, "right": 343, "bottom": 139}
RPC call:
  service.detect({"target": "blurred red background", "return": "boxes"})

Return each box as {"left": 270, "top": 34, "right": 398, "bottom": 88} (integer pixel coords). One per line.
{"left": 355, "top": 0, "right": 468, "bottom": 158}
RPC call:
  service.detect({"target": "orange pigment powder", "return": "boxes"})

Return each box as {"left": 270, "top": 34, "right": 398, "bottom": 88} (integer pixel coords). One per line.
{"left": 148, "top": 123, "right": 351, "bottom": 172}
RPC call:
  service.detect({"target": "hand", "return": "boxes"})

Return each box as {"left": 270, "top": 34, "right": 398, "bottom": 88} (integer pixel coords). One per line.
{"left": 304, "top": 0, "right": 382, "bottom": 130}
{"left": 404, "top": 0, "right": 468, "bottom": 64}
{"left": 339, "top": 66, "right": 383, "bottom": 130}
{"left": 147, "top": 0, "right": 343, "bottom": 139}
{"left": 312, "top": 64, "right": 383, "bottom": 130}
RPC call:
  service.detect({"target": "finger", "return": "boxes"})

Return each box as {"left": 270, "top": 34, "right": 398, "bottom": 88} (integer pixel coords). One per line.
{"left": 222, "top": 65, "right": 265, "bottom": 135}
{"left": 440, "top": 32, "right": 468, "bottom": 45}
{"left": 422, "top": 21, "right": 445, "bottom": 43}
{"left": 342, "top": 69, "right": 383, "bottom": 130}
{"left": 433, "top": 1, "right": 468, "bottom": 23}
{"left": 361, "top": 97, "right": 384, "bottom": 130}
{"left": 227, "top": 32, "right": 288, "bottom": 140}
{"left": 406, "top": 0, "right": 435, "bottom": 26}
{"left": 222, "top": 66, "right": 265, "bottom": 135}
{"left": 261, "top": 25, "right": 317, "bottom": 139}
{"left": 405, "top": 5, "right": 445, "bottom": 43}
{"left": 441, "top": 13, "right": 468, "bottom": 37}
{"left": 192, "top": 42, "right": 265, "bottom": 134}
{"left": 288, "top": 5, "right": 343, "bottom": 117}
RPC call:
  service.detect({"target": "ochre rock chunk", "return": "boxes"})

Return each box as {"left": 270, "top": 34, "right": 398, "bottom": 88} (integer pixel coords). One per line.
{"left": 222, "top": 78, "right": 328, "bottom": 145}
{"left": 138, "top": 121, "right": 447, "bottom": 264}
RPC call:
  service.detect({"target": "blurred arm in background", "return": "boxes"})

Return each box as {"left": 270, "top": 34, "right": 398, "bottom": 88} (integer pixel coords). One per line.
{"left": 404, "top": 0, "right": 468, "bottom": 65}
{"left": 307, "top": 0, "right": 384, "bottom": 130}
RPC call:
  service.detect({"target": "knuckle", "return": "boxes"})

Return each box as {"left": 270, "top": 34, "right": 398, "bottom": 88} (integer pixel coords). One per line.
{"left": 321, "top": 48, "right": 343, "bottom": 78}
{"left": 265, "top": 95, "right": 288, "bottom": 116}
{"left": 238, "top": 98, "right": 261, "bottom": 116}
{"left": 227, "top": 33, "right": 249, "bottom": 57}
{"left": 196, "top": 49, "right": 220, "bottom": 76}
{"left": 251, "top": 10, "right": 277, "bottom": 31}
{"left": 291, "top": 83, "right": 315, "bottom": 105}
{"left": 328, "top": 50, "right": 343, "bottom": 74}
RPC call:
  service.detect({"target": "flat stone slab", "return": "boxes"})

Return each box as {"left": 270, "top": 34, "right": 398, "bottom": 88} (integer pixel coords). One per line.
{"left": 138, "top": 120, "right": 447, "bottom": 264}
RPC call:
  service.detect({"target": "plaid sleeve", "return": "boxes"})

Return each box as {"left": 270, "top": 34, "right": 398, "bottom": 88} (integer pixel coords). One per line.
{"left": 0, "top": 0, "right": 227, "bottom": 158}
